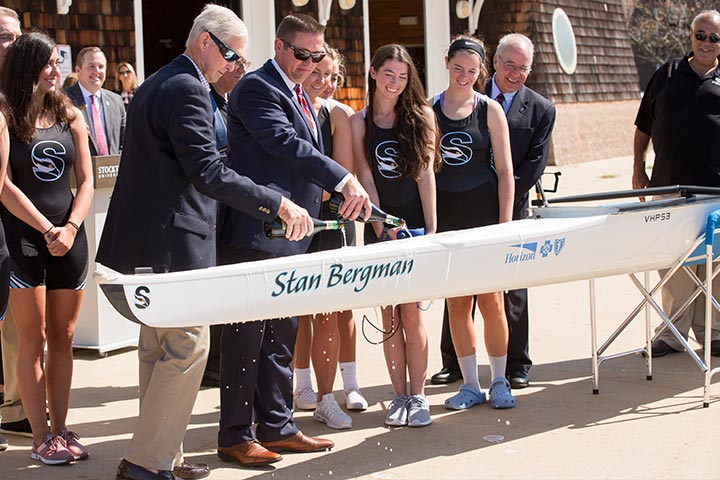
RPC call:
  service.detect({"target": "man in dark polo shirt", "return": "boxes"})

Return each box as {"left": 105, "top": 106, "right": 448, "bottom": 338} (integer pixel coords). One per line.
{"left": 632, "top": 9, "right": 720, "bottom": 358}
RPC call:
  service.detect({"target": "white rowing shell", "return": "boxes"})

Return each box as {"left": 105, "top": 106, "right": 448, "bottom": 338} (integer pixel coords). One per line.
{"left": 95, "top": 195, "right": 720, "bottom": 327}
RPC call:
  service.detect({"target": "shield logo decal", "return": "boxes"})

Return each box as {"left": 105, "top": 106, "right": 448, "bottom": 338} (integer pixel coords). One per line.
{"left": 554, "top": 238, "right": 565, "bottom": 256}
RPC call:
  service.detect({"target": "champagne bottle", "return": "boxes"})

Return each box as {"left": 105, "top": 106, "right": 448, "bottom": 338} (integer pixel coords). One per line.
{"left": 264, "top": 217, "right": 345, "bottom": 239}
{"left": 328, "top": 192, "right": 406, "bottom": 228}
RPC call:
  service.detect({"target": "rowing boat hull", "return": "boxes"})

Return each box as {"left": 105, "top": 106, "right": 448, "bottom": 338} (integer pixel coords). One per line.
{"left": 96, "top": 196, "right": 720, "bottom": 327}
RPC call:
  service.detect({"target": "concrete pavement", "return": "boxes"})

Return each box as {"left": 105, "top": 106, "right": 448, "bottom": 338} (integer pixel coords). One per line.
{"left": 2, "top": 156, "right": 719, "bottom": 479}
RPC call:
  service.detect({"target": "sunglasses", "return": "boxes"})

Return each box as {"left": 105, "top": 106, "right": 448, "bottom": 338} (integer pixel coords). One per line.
{"left": 694, "top": 32, "right": 720, "bottom": 44}
{"left": 280, "top": 38, "right": 325, "bottom": 63}
{"left": 207, "top": 30, "right": 241, "bottom": 62}
{"left": 118, "top": 70, "right": 131, "bottom": 76}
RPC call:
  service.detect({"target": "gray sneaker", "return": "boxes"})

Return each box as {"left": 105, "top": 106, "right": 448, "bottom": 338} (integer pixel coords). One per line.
{"left": 407, "top": 394, "right": 432, "bottom": 427}
{"left": 385, "top": 395, "right": 409, "bottom": 426}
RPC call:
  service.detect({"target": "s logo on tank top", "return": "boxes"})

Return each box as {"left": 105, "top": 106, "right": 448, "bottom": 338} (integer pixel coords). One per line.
{"left": 375, "top": 140, "right": 401, "bottom": 179}
{"left": 31, "top": 141, "right": 66, "bottom": 182}
{"left": 440, "top": 131, "right": 473, "bottom": 166}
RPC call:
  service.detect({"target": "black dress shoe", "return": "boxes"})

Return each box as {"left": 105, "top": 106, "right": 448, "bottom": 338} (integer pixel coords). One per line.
{"left": 117, "top": 459, "right": 176, "bottom": 480}
{"left": 507, "top": 371, "right": 529, "bottom": 389}
{"left": 711, "top": 340, "right": 720, "bottom": 357}
{"left": 651, "top": 339, "right": 680, "bottom": 358}
{"left": 172, "top": 461, "right": 210, "bottom": 479}
{"left": 430, "top": 367, "right": 462, "bottom": 385}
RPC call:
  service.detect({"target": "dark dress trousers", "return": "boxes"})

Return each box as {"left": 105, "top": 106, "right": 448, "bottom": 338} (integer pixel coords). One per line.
{"left": 217, "top": 60, "right": 348, "bottom": 446}
{"left": 439, "top": 83, "right": 556, "bottom": 375}
{"left": 64, "top": 83, "right": 126, "bottom": 155}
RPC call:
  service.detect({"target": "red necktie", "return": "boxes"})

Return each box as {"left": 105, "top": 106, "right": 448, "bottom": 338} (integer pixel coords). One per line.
{"left": 294, "top": 84, "right": 316, "bottom": 137}
{"left": 90, "top": 94, "right": 109, "bottom": 155}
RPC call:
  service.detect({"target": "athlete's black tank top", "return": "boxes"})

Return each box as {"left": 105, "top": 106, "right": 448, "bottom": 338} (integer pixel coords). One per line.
{"left": 368, "top": 122, "right": 422, "bottom": 210}
{"left": 9, "top": 123, "right": 76, "bottom": 218}
{"left": 317, "top": 101, "right": 333, "bottom": 156}
{"left": 433, "top": 92, "right": 495, "bottom": 193}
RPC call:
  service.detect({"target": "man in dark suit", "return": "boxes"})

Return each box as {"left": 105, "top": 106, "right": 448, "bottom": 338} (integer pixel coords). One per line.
{"left": 431, "top": 33, "right": 556, "bottom": 390}
{"left": 64, "top": 46, "right": 126, "bottom": 155}
{"left": 96, "top": 6, "right": 313, "bottom": 480}
{"left": 215, "top": 14, "right": 370, "bottom": 468}
{"left": 202, "top": 60, "right": 251, "bottom": 389}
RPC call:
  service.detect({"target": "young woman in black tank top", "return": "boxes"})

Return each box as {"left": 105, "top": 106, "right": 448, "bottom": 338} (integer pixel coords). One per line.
{"left": 434, "top": 36, "right": 516, "bottom": 411}
{"left": 293, "top": 45, "right": 366, "bottom": 428}
{"left": 0, "top": 93, "right": 11, "bottom": 323}
{"left": 351, "top": 44, "right": 440, "bottom": 428}
{"left": 0, "top": 32, "right": 93, "bottom": 465}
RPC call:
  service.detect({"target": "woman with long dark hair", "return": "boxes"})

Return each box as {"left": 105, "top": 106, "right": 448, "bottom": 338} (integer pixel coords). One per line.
{"left": 351, "top": 44, "right": 439, "bottom": 427}
{"left": 433, "top": 35, "right": 515, "bottom": 410}
{"left": 0, "top": 32, "right": 93, "bottom": 465}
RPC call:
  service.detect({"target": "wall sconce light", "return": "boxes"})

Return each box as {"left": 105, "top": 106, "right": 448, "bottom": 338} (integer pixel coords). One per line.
{"left": 57, "top": 0, "right": 72, "bottom": 14}
{"left": 292, "top": 0, "right": 310, "bottom": 6}
{"left": 456, "top": 0, "right": 471, "bottom": 19}
{"left": 338, "top": 0, "right": 356, "bottom": 9}
{"left": 455, "top": 0, "right": 485, "bottom": 33}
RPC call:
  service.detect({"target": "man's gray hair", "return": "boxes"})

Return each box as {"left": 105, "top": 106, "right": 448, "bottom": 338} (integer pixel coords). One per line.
{"left": 0, "top": 6, "right": 20, "bottom": 25}
{"left": 186, "top": 4, "right": 247, "bottom": 49}
{"left": 691, "top": 10, "right": 720, "bottom": 31}
{"left": 496, "top": 33, "right": 534, "bottom": 64}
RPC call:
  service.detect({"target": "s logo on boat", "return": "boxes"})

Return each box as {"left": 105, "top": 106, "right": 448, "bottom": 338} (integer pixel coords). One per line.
{"left": 134, "top": 286, "right": 151, "bottom": 309}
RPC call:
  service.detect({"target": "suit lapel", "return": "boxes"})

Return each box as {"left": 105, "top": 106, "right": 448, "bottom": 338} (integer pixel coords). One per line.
{"left": 261, "top": 61, "right": 321, "bottom": 150}
{"left": 506, "top": 86, "right": 529, "bottom": 126}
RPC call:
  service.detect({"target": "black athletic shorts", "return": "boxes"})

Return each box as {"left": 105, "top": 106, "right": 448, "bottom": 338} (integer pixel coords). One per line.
{"left": 6, "top": 212, "right": 88, "bottom": 291}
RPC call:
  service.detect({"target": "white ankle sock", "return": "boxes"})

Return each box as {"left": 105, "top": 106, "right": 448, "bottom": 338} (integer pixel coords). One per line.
{"left": 458, "top": 354, "right": 481, "bottom": 391}
{"left": 295, "top": 367, "right": 313, "bottom": 391}
{"left": 488, "top": 355, "right": 507, "bottom": 383}
{"left": 339, "top": 361, "right": 359, "bottom": 391}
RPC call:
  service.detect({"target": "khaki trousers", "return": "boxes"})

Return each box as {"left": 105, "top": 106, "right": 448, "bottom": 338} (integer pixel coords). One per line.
{"left": 124, "top": 324, "right": 209, "bottom": 471}
{"left": 1, "top": 309, "right": 26, "bottom": 424}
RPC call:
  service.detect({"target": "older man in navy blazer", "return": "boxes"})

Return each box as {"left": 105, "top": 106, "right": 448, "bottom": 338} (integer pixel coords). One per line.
{"left": 432, "top": 33, "right": 556, "bottom": 390}
{"left": 215, "top": 14, "right": 370, "bottom": 467}
{"left": 97, "top": 6, "right": 313, "bottom": 480}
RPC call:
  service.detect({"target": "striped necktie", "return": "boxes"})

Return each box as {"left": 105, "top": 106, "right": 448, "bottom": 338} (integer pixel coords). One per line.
{"left": 294, "top": 84, "right": 316, "bottom": 137}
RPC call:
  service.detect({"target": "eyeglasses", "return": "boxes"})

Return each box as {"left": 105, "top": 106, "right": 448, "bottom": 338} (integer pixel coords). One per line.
{"left": 694, "top": 32, "right": 720, "bottom": 44}
{"left": 497, "top": 56, "right": 532, "bottom": 75}
{"left": 118, "top": 70, "right": 131, "bottom": 76}
{"left": 280, "top": 38, "right": 325, "bottom": 63}
{"left": 236, "top": 56, "right": 251, "bottom": 70}
{"left": 206, "top": 30, "right": 241, "bottom": 63}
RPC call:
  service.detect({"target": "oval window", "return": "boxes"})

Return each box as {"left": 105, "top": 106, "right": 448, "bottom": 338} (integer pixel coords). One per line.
{"left": 552, "top": 8, "right": 577, "bottom": 75}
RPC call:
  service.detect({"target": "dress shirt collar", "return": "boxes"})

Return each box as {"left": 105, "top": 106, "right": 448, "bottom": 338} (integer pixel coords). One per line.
{"left": 79, "top": 82, "right": 102, "bottom": 105}
{"left": 271, "top": 58, "right": 298, "bottom": 93}
{"left": 183, "top": 54, "right": 211, "bottom": 92}
{"left": 490, "top": 74, "right": 518, "bottom": 114}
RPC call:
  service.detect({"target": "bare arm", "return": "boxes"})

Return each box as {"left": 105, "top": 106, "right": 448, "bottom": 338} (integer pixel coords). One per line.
{"left": 487, "top": 100, "right": 514, "bottom": 223}
{"left": 350, "top": 112, "right": 383, "bottom": 237}
{"left": 632, "top": 128, "right": 651, "bottom": 190}
{"left": 416, "top": 105, "right": 437, "bottom": 235}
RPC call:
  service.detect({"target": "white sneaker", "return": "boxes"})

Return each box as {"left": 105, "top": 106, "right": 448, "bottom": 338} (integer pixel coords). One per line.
{"left": 385, "top": 395, "right": 409, "bottom": 426}
{"left": 294, "top": 387, "right": 317, "bottom": 410}
{"left": 344, "top": 388, "right": 369, "bottom": 411}
{"left": 407, "top": 394, "right": 432, "bottom": 427}
{"left": 314, "top": 393, "right": 352, "bottom": 429}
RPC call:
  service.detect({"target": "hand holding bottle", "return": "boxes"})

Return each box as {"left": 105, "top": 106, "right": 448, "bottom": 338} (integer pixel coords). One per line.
{"left": 276, "top": 197, "right": 313, "bottom": 241}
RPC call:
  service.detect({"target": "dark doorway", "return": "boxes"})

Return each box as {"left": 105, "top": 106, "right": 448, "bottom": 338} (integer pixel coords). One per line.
{"left": 141, "top": 1, "right": 242, "bottom": 77}
{"left": 368, "top": 0, "right": 426, "bottom": 91}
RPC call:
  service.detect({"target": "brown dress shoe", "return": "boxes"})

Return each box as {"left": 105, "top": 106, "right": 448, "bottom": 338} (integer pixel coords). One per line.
{"left": 217, "top": 440, "right": 282, "bottom": 466}
{"left": 171, "top": 461, "right": 210, "bottom": 479}
{"left": 261, "top": 431, "right": 334, "bottom": 453}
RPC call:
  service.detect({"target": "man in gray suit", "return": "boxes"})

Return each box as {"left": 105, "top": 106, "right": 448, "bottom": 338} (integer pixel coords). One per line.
{"left": 64, "top": 46, "right": 126, "bottom": 155}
